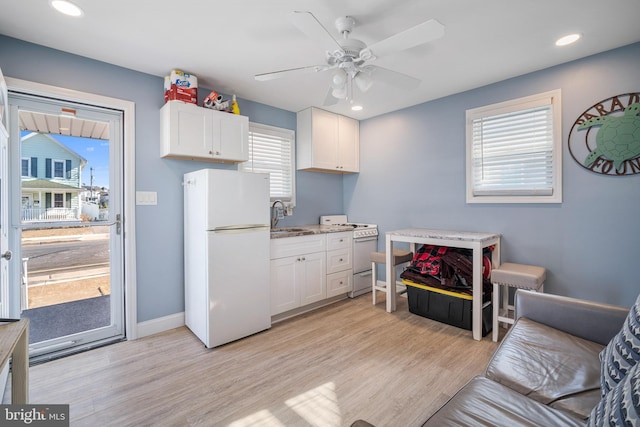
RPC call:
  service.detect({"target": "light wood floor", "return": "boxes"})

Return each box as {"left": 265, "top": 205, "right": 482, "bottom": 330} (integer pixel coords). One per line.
{"left": 8, "top": 294, "right": 499, "bottom": 426}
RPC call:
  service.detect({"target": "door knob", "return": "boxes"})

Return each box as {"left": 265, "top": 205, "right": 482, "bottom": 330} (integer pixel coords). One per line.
{"left": 1, "top": 251, "right": 12, "bottom": 261}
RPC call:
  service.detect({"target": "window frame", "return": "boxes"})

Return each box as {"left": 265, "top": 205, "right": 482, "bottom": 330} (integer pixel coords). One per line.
{"left": 53, "top": 159, "right": 65, "bottom": 178}
{"left": 240, "top": 122, "right": 296, "bottom": 208}
{"left": 465, "top": 89, "right": 562, "bottom": 204}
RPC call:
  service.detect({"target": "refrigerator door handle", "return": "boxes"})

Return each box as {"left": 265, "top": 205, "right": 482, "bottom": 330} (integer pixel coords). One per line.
{"left": 211, "top": 224, "right": 269, "bottom": 232}
{"left": 210, "top": 226, "right": 270, "bottom": 234}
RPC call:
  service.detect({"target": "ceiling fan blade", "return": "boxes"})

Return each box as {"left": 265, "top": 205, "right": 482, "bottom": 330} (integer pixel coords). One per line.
{"left": 367, "top": 65, "right": 421, "bottom": 90}
{"left": 368, "top": 19, "right": 444, "bottom": 59}
{"left": 289, "top": 11, "right": 343, "bottom": 52}
{"left": 255, "top": 65, "right": 329, "bottom": 81}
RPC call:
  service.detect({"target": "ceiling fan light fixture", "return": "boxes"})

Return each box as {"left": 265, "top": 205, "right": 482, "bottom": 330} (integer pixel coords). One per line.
{"left": 332, "top": 85, "right": 347, "bottom": 99}
{"left": 331, "top": 70, "right": 347, "bottom": 89}
{"left": 354, "top": 72, "right": 373, "bottom": 92}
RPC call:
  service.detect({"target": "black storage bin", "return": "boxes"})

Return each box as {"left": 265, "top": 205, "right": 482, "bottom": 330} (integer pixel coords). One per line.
{"left": 404, "top": 281, "right": 492, "bottom": 336}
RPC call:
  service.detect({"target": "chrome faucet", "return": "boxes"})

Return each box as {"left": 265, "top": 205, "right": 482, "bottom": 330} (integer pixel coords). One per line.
{"left": 271, "top": 200, "right": 285, "bottom": 229}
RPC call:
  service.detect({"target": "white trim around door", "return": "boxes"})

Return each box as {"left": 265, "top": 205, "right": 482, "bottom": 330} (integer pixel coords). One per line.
{"left": 6, "top": 77, "right": 138, "bottom": 340}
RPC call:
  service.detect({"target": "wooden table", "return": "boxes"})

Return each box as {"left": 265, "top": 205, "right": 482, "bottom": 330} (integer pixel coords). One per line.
{"left": 386, "top": 229, "right": 501, "bottom": 341}
{"left": 0, "top": 319, "right": 29, "bottom": 403}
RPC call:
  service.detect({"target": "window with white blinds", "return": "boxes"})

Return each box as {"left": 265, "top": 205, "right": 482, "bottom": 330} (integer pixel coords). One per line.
{"left": 466, "top": 90, "right": 562, "bottom": 203}
{"left": 240, "top": 122, "right": 296, "bottom": 205}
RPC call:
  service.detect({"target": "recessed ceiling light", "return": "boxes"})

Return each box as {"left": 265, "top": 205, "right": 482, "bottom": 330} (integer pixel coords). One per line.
{"left": 555, "top": 33, "right": 581, "bottom": 47}
{"left": 351, "top": 105, "right": 363, "bottom": 111}
{"left": 50, "top": 0, "right": 84, "bottom": 17}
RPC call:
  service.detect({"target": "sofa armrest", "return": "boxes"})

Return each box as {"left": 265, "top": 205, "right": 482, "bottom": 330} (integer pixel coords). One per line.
{"left": 514, "top": 290, "right": 629, "bottom": 345}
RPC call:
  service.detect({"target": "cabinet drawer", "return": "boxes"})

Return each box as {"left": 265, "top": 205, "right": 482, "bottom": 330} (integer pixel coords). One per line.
{"left": 327, "top": 247, "right": 352, "bottom": 274}
{"left": 327, "top": 231, "right": 352, "bottom": 251}
{"left": 327, "top": 270, "right": 352, "bottom": 298}
{"left": 270, "top": 234, "right": 326, "bottom": 259}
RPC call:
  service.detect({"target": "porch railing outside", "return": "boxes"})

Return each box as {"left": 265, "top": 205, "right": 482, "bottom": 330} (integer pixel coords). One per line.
{"left": 21, "top": 207, "right": 80, "bottom": 222}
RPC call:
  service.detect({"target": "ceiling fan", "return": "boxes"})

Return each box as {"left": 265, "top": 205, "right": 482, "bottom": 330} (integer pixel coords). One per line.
{"left": 255, "top": 11, "right": 445, "bottom": 106}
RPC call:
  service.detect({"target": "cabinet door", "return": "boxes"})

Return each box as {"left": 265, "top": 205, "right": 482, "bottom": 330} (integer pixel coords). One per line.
{"left": 270, "top": 256, "right": 299, "bottom": 315}
{"left": 327, "top": 270, "right": 353, "bottom": 298}
{"left": 338, "top": 115, "right": 359, "bottom": 172}
{"left": 311, "top": 108, "right": 340, "bottom": 171}
{"left": 299, "top": 252, "right": 326, "bottom": 306}
{"left": 164, "top": 101, "right": 213, "bottom": 158}
{"left": 214, "top": 112, "right": 249, "bottom": 162}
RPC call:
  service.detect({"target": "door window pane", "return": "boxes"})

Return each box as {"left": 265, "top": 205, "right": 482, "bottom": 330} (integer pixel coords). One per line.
{"left": 54, "top": 193, "right": 64, "bottom": 208}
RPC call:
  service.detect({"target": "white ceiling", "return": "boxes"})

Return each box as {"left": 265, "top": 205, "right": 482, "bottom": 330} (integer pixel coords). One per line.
{"left": 1, "top": 0, "right": 639, "bottom": 120}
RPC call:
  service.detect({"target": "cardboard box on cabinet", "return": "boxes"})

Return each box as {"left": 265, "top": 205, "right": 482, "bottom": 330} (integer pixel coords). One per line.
{"left": 164, "top": 70, "right": 198, "bottom": 104}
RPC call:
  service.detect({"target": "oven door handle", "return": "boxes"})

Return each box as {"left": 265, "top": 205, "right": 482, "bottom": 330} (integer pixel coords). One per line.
{"left": 354, "top": 236, "right": 379, "bottom": 242}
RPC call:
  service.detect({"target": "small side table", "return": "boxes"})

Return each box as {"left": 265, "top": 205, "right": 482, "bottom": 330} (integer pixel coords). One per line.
{"left": 386, "top": 229, "right": 501, "bottom": 341}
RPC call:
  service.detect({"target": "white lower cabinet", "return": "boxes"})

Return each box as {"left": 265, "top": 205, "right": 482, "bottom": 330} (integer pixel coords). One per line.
{"left": 270, "top": 232, "right": 353, "bottom": 317}
{"left": 270, "top": 235, "right": 326, "bottom": 316}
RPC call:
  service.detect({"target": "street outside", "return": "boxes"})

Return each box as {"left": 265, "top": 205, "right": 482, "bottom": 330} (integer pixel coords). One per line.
{"left": 22, "top": 226, "right": 110, "bottom": 309}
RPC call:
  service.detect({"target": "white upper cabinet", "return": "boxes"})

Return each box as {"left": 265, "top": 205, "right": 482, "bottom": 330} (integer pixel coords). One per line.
{"left": 160, "top": 101, "right": 248, "bottom": 163}
{"left": 297, "top": 107, "right": 359, "bottom": 173}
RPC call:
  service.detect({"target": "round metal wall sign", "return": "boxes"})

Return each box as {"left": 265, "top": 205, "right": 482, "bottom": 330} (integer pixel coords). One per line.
{"left": 568, "top": 92, "right": 640, "bottom": 176}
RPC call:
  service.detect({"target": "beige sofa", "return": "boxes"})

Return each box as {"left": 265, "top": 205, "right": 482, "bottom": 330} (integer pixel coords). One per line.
{"left": 353, "top": 290, "right": 635, "bottom": 426}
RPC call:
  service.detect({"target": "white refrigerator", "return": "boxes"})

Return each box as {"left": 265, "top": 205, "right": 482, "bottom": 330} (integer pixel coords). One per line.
{"left": 183, "top": 168, "right": 271, "bottom": 348}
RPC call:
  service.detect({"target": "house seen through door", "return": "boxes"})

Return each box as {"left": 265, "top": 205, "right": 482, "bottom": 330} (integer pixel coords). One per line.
{"left": 8, "top": 90, "right": 125, "bottom": 363}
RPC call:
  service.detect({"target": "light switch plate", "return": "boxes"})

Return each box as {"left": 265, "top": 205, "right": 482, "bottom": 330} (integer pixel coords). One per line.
{"left": 136, "top": 191, "right": 157, "bottom": 205}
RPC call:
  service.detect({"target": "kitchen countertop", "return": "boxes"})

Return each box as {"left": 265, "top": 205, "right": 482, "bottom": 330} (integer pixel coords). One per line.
{"left": 270, "top": 224, "right": 354, "bottom": 239}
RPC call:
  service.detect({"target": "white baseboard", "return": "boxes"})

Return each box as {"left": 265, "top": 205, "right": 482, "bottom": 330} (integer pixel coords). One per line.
{"left": 136, "top": 312, "right": 185, "bottom": 339}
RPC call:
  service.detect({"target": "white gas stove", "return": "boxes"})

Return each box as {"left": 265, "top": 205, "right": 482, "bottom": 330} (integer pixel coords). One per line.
{"left": 320, "top": 215, "right": 378, "bottom": 239}
{"left": 320, "top": 215, "right": 378, "bottom": 298}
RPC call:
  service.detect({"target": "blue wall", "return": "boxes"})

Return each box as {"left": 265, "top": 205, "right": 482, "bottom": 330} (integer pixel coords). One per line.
{"left": 1, "top": 35, "right": 637, "bottom": 322}
{"left": 0, "top": 35, "right": 343, "bottom": 322}
{"left": 344, "top": 42, "right": 640, "bottom": 306}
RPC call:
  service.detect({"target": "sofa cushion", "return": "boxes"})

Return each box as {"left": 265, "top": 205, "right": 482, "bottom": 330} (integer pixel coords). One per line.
{"left": 485, "top": 317, "right": 604, "bottom": 419}
{"left": 599, "top": 293, "right": 640, "bottom": 396}
{"left": 422, "top": 376, "right": 584, "bottom": 427}
{"left": 587, "top": 362, "right": 640, "bottom": 426}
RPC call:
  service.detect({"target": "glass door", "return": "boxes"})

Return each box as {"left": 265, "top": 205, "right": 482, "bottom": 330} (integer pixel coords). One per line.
{"left": 8, "top": 92, "right": 125, "bottom": 362}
